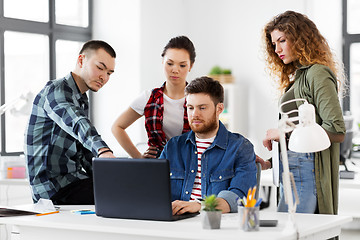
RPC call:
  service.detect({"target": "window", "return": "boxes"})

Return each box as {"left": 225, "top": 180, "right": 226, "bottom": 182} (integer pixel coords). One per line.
{"left": 56, "top": 40, "right": 84, "bottom": 78}
{"left": 0, "top": 0, "right": 92, "bottom": 155}
{"left": 4, "top": 0, "right": 49, "bottom": 22}
{"left": 343, "top": 0, "right": 360, "bottom": 124}
{"left": 4, "top": 31, "right": 49, "bottom": 152}
{"left": 55, "top": 0, "right": 89, "bottom": 27}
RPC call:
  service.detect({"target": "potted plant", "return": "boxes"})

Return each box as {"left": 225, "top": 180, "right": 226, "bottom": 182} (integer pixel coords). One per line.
{"left": 208, "top": 65, "right": 234, "bottom": 84}
{"left": 201, "top": 195, "right": 222, "bottom": 229}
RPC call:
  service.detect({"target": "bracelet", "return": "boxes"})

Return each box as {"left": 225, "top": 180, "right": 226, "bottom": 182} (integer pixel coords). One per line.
{"left": 97, "top": 149, "right": 113, "bottom": 157}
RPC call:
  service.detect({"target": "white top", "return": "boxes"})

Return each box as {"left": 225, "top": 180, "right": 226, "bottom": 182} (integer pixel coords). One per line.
{"left": 130, "top": 90, "right": 185, "bottom": 140}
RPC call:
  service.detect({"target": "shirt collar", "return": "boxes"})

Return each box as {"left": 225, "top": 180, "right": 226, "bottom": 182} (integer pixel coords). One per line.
{"left": 65, "top": 72, "right": 88, "bottom": 102}
{"left": 186, "top": 121, "right": 228, "bottom": 149}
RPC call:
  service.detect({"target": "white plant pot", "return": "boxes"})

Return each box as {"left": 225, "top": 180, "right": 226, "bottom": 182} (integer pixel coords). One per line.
{"left": 201, "top": 210, "right": 222, "bottom": 229}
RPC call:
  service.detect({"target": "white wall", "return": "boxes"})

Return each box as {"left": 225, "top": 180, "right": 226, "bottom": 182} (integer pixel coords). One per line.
{"left": 92, "top": 0, "right": 141, "bottom": 156}
{"left": 93, "top": 0, "right": 342, "bottom": 158}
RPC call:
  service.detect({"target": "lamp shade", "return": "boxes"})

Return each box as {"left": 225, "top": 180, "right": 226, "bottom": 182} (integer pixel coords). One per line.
{"left": 288, "top": 102, "right": 330, "bottom": 153}
{"left": 288, "top": 124, "right": 330, "bottom": 153}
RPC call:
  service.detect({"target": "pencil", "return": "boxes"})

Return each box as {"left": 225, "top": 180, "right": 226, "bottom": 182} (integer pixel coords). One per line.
{"left": 36, "top": 210, "right": 59, "bottom": 216}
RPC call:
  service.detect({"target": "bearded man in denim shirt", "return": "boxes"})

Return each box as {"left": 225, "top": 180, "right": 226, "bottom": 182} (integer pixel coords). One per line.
{"left": 160, "top": 76, "right": 257, "bottom": 215}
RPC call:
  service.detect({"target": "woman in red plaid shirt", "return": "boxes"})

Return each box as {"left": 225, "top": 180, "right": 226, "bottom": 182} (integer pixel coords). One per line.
{"left": 112, "top": 36, "right": 196, "bottom": 158}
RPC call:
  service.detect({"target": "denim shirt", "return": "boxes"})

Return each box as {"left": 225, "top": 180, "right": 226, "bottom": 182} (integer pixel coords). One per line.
{"left": 160, "top": 122, "right": 257, "bottom": 212}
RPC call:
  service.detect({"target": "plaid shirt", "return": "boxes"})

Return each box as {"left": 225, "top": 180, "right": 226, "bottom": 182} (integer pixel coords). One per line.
{"left": 144, "top": 82, "right": 190, "bottom": 154}
{"left": 25, "top": 73, "right": 108, "bottom": 202}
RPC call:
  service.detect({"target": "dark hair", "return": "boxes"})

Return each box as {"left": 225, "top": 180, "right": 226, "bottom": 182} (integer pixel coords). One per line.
{"left": 185, "top": 76, "right": 224, "bottom": 105}
{"left": 79, "top": 40, "right": 116, "bottom": 58}
{"left": 161, "top": 36, "right": 196, "bottom": 65}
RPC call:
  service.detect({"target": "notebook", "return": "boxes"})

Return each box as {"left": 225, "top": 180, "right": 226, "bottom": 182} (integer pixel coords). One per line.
{"left": 92, "top": 157, "right": 199, "bottom": 221}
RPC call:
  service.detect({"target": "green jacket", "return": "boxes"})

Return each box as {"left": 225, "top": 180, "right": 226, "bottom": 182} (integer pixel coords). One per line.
{"left": 293, "top": 64, "right": 345, "bottom": 214}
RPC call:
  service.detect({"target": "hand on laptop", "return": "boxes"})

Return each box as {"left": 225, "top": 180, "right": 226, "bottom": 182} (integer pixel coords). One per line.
{"left": 97, "top": 148, "right": 115, "bottom": 158}
{"left": 171, "top": 200, "right": 201, "bottom": 215}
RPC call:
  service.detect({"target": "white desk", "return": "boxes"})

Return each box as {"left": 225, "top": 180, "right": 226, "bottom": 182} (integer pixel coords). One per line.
{"left": 338, "top": 161, "right": 360, "bottom": 229}
{"left": 0, "top": 205, "right": 352, "bottom": 240}
{"left": 0, "top": 178, "right": 29, "bottom": 186}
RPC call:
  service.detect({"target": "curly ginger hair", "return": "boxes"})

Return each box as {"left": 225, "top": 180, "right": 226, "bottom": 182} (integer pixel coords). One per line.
{"left": 263, "top": 10, "right": 344, "bottom": 94}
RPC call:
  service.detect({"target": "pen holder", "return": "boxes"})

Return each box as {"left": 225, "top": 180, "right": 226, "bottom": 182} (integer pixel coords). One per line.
{"left": 238, "top": 206, "right": 259, "bottom": 231}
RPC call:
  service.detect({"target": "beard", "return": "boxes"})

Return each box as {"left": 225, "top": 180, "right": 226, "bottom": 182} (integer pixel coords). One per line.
{"left": 86, "top": 81, "right": 100, "bottom": 92}
{"left": 189, "top": 111, "right": 218, "bottom": 134}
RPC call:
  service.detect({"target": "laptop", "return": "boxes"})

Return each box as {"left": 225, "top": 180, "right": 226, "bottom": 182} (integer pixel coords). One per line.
{"left": 92, "top": 158, "right": 199, "bottom": 221}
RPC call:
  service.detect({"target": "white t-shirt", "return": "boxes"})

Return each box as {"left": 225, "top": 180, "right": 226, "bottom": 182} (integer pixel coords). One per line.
{"left": 130, "top": 90, "right": 185, "bottom": 140}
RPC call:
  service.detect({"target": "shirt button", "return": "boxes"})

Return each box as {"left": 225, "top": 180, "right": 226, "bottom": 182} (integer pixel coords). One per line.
{"left": 191, "top": 170, "right": 194, "bottom": 173}
{"left": 195, "top": 151, "right": 198, "bottom": 154}
{"left": 185, "top": 191, "right": 189, "bottom": 194}
{"left": 219, "top": 176, "right": 222, "bottom": 180}
{"left": 170, "top": 172, "right": 172, "bottom": 176}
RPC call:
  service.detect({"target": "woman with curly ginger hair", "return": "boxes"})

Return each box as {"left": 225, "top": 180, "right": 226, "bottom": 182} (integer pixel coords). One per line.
{"left": 260, "top": 11, "right": 346, "bottom": 215}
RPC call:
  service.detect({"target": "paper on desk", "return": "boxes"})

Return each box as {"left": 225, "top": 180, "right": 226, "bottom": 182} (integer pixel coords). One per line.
{"left": 33, "top": 198, "right": 56, "bottom": 213}
{"left": 272, "top": 141, "right": 280, "bottom": 187}
{"left": 0, "top": 199, "right": 57, "bottom": 217}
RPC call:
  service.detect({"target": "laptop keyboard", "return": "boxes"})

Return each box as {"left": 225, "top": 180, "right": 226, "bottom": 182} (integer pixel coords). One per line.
{"left": 171, "top": 212, "right": 200, "bottom": 221}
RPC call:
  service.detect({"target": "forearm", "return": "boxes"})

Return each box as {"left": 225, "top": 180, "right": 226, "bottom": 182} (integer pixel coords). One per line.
{"left": 112, "top": 126, "right": 142, "bottom": 158}
{"left": 217, "top": 190, "right": 239, "bottom": 213}
{"left": 326, "top": 130, "right": 345, "bottom": 143}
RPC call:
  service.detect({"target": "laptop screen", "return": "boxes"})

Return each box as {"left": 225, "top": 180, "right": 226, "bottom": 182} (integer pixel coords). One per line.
{"left": 92, "top": 158, "right": 174, "bottom": 221}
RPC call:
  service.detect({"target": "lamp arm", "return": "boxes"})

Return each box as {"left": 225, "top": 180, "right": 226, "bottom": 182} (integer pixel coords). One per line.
{"left": 0, "top": 91, "right": 33, "bottom": 116}
{"left": 279, "top": 98, "right": 307, "bottom": 115}
{"left": 0, "top": 98, "right": 23, "bottom": 115}
{"left": 278, "top": 121, "right": 295, "bottom": 214}
{"left": 278, "top": 117, "right": 299, "bottom": 235}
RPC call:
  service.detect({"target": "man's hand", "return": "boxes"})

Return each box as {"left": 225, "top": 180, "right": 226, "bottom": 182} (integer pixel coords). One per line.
{"left": 216, "top": 198, "right": 230, "bottom": 213}
{"left": 171, "top": 200, "right": 201, "bottom": 215}
{"left": 142, "top": 146, "right": 159, "bottom": 159}
{"left": 97, "top": 148, "right": 115, "bottom": 158}
{"left": 100, "top": 152, "right": 115, "bottom": 158}
{"left": 256, "top": 155, "right": 271, "bottom": 170}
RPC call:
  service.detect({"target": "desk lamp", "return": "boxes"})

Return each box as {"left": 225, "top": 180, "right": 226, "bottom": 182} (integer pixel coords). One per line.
{"left": 0, "top": 91, "right": 33, "bottom": 178}
{"left": 278, "top": 98, "right": 330, "bottom": 236}
{"left": 0, "top": 91, "right": 33, "bottom": 116}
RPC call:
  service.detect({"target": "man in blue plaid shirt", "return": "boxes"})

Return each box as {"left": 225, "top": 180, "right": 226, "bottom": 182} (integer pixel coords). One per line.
{"left": 25, "top": 40, "right": 116, "bottom": 204}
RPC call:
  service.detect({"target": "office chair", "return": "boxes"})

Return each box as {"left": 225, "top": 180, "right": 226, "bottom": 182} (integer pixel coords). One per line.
{"left": 340, "top": 114, "right": 355, "bottom": 179}
{"left": 255, "top": 162, "right": 261, "bottom": 199}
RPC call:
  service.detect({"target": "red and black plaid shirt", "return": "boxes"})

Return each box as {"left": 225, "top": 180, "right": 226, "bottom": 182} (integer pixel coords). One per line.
{"left": 144, "top": 82, "right": 190, "bottom": 153}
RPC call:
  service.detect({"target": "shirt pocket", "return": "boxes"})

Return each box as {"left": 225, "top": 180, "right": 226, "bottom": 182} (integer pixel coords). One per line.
{"left": 170, "top": 169, "right": 185, "bottom": 200}
{"left": 209, "top": 169, "right": 234, "bottom": 194}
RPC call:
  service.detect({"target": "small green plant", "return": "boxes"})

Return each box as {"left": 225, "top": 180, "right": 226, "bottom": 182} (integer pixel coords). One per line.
{"left": 203, "top": 195, "right": 221, "bottom": 211}
{"left": 209, "top": 65, "right": 222, "bottom": 75}
{"left": 209, "top": 66, "right": 232, "bottom": 75}
{"left": 222, "top": 69, "right": 232, "bottom": 75}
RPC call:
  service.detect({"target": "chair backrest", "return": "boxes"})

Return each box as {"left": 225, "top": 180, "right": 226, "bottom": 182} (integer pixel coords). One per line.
{"left": 255, "top": 162, "right": 261, "bottom": 199}
{"left": 340, "top": 114, "right": 354, "bottom": 161}
{"left": 340, "top": 130, "right": 353, "bottom": 161}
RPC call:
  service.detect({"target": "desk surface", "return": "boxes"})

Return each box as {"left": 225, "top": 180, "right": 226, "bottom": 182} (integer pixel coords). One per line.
{"left": 0, "top": 178, "right": 29, "bottom": 186}
{"left": 0, "top": 205, "right": 352, "bottom": 240}
{"left": 339, "top": 160, "right": 360, "bottom": 189}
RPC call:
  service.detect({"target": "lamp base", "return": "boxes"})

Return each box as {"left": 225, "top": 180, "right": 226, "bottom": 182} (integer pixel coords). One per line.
{"left": 339, "top": 170, "right": 355, "bottom": 179}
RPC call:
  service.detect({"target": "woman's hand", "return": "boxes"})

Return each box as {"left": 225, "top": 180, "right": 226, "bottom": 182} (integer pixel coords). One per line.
{"left": 142, "top": 146, "right": 160, "bottom": 158}
{"left": 263, "top": 128, "right": 280, "bottom": 151}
